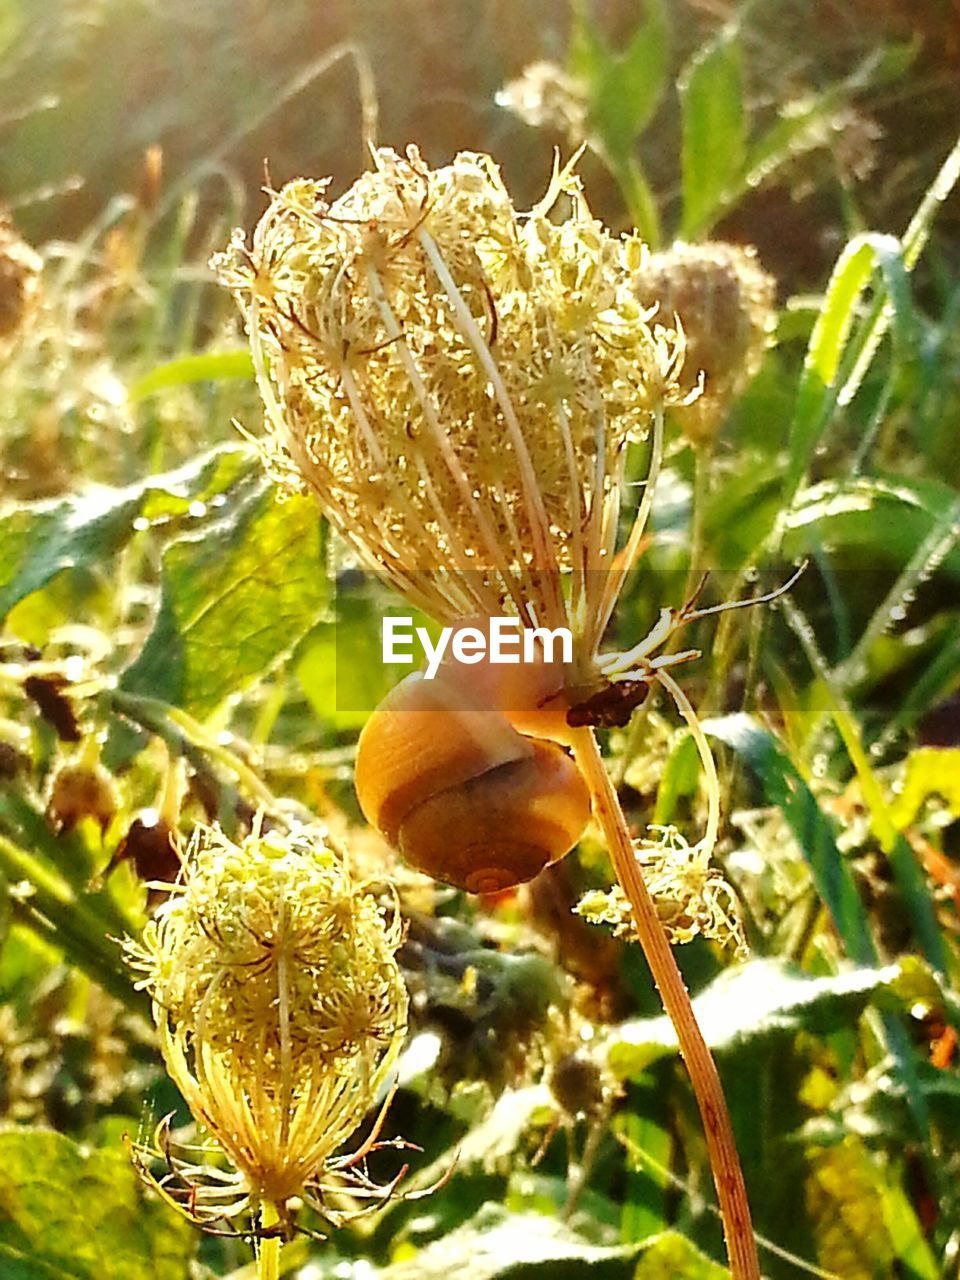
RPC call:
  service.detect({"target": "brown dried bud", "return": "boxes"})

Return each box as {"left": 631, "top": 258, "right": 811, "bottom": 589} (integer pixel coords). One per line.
{"left": 46, "top": 762, "right": 117, "bottom": 835}
{"left": 114, "top": 814, "right": 179, "bottom": 887}
{"left": 550, "top": 1049, "right": 606, "bottom": 1118}
{"left": 24, "top": 674, "right": 81, "bottom": 742}
{"left": 634, "top": 242, "right": 776, "bottom": 444}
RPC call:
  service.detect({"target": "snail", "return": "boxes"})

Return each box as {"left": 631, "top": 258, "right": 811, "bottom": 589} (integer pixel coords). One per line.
{"left": 355, "top": 622, "right": 592, "bottom": 894}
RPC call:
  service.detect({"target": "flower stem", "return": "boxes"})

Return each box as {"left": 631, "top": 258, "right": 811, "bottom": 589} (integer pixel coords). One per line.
{"left": 569, "top": 728, "right": 759, "bottom": 1280}
{"left": 257, "top": 1202, "right": 282, "bottom": 1280}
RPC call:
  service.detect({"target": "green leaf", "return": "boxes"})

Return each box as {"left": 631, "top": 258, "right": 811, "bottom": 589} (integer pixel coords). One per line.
{"left": 606, "top": 959, "right": 900, "bottom": 1076}
{"left": 127, "top": 349, "right": 254, "bottom": 402}
{"left": 780, "top": 598, "right": 949, "bottom": 974}
{"left": 297, "top": 602, "right": 394, "bottom": 730}
{"left": 704, "top": 713, "right": 877, "bottom": 964}
{"left": 784, "top": 134, "right": 960, "bottom": 499}
{"left": 376, "top": 1203, "right": 726, "bottom": 1278}
{"left": 0, "top": 1128, "right": 194, "bottom": 1279}
{"left": 586, "top": 0, "right": 670, "bottom": 160}
{"left": 679, "top": 31, "right": 745, "bottom": 238}
{"left": 782, "top": 473, "right": 960, "bottom": 579}
{"left": 632, "top": 1233, "right": 729, "bottom": 1279}
{"left": 122, "top": 482, "right": 327, "bottom": 718}
{"left": 0, "top": 447, "right": 253, "bottom": 624}
{"left": 568, "top": 0, "right": 669, "bottom": 245}
{"left": 616, "top": 1106, "right": 673, "bottom": 1244}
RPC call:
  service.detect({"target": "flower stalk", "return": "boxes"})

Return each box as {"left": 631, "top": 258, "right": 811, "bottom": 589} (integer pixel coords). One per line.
{"left": 570, "top": 727, "right": 758, "bottom": 1279}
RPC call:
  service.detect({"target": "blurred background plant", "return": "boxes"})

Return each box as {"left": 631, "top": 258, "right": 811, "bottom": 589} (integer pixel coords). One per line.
{"left": 1, "top": 1, "right": 960, "bottom": 1277}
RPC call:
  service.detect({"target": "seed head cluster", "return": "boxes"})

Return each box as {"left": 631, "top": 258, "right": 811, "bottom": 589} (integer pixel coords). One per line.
{"left": 214, "top": 146, "right": 686, "bottom": 635}
{"left": 633, "top": 241, "right": 776, "bottom": 443}
{"left": 126, "top": 824, "right": 408, "bottom": 1211}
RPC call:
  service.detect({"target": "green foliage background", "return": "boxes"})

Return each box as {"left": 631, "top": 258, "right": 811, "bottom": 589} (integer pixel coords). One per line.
{"left": 1, "top": 1, "right": 960, "bottom": 1277}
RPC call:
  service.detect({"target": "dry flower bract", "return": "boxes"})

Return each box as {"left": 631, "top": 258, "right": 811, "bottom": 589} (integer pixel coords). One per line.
{"left": 124, "top": 823, "right": 408, "bottom": 1229}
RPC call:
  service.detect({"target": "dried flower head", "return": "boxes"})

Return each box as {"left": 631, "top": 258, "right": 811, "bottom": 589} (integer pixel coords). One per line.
{"left": 633, "top": 241, "right": 776, "bottom": 443}
{"left": 0, "top": 215, "right": 42, "bottom": 355}
{"left": 575, "top": 825, "right": 747, "bottom": 958}
{"left": 214, "top": 146, "right": 687, "bottom": 654}
{"left": 496, "top": 62, "right": 590, "bottom": 146}
{"left": 125, "top": 823, "right": 408, "bottom": 1228}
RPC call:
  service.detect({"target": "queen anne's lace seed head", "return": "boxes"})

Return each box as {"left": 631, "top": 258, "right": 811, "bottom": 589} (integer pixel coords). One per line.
{"left": 214, "top": 146, "right": 686, "bottom": 636}
{"left": 125, "top": 825, "right": 408, "bottom": 1210}
{"left": 633, "top": 241, "right": 775, "bottom": 443}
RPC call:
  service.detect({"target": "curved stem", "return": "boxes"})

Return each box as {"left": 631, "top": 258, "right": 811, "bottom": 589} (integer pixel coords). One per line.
{"left": 569, "top": 728, "right": 760, "bottom": 1280}
{"left": 257, "top": 1201, "right": 281, "bottom": 1280}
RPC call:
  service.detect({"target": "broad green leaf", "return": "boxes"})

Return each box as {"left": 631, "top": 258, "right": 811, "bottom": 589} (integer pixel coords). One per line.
{"left": 128, "top": 349, "right": 254, "bottom": 401}
{"left": 804, "top": 1139, "right": 896, "bottom": 1278}
{"left": 568, "top": 0, "right": 607, "bottom": 85}
{"left": 0, "top": 1128, "right": 194, "bottom": 1279}
{"left": 704, "top": 714, "right": 877, "bottom": 963}
{"left": 298, "top": 599, "right": 441, "bottom": 727}
{"left": 633, "top": 1233, "right": 728, "bottom": 1279}
{"left": 122, "top": 481, "right": 327, "bottom": 718}
{"left": 376, "top": 1203, "right": 725, "bottom": 1278}
{"left": 782, "top": 474, "right": 960, "bottom": 578}
{"left": 0, "top": 447, "right": 253, "bottom": 624}
{"left": 606, "top": 959, "right": 899, "bottom": 1076}
{"left": 297, "top": 608, "right": 394, "bottom": 730}
{"left": 890, "top": 748, "right": 960, "bottom": 829}
{"left": 568, "top": 0, "right": 668, "bottom": 244}
{"left": 679, "top": 31, "right": 744, "bottom": 238}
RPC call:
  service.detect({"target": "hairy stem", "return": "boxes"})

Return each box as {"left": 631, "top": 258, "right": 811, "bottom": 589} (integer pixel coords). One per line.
{"left": 569, "top": 728, "right": 759, "bottom": 1280}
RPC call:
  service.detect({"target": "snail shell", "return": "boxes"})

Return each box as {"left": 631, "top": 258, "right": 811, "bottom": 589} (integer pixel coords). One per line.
{"left": 355, "top": 639, "right": 591, "bottom": 893}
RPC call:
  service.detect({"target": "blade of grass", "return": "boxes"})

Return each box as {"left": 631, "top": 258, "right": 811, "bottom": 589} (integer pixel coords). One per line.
{"left": 786, "top": 232, "right": 913, "bottom": 498}
{"left": 0, "top": 830, "right": 146, "bottom": 1014}
{"left": 704, "top": 713, "right": 932, "bottom": 1143}
{"left": 781, "top": 598, "right": 950, "bottom": 975}
{"left": 129, "top": 349, "right": 254, "bottom": 402}
{"left": 704, "top": 712, "right": 877, "bottom": 965}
